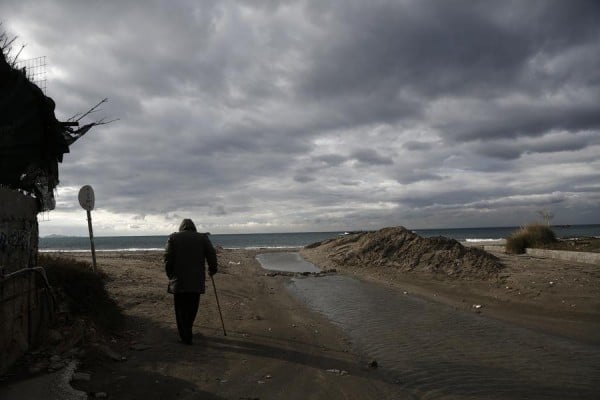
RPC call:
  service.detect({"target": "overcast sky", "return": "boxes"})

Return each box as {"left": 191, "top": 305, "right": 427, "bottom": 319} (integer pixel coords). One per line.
{"left": 3, "top": 0, "right": 599, "bottom": 236}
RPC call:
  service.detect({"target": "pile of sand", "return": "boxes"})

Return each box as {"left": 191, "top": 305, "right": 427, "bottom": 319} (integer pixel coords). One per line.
{"left": 303, "top": 226, "right": 503, "bottom": 278}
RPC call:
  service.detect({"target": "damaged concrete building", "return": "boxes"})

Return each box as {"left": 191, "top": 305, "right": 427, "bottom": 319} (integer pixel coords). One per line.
{"left": 0, "top": 47, "right": 96, "bottom": 374}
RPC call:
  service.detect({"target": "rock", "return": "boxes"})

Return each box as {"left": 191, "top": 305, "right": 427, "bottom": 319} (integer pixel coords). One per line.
{"left": 326, "top": 368, "right": 349, "bottom": 375}
{"left": 98, "top": 344, "right": 126, "bottom": 361}
{"left": 48, "top": 361, "right": 65, "bottom": 371}
{"left": 368, "top": 360, "right": 378, "bottom": 369}
{"left": 72, "top": 372, "right": 92, "bottom": 382}
{"left": 264, "top": 374, "right": 272, "bottom": 379}
{"left": 95, "top": 392, "right": 108, "bottom": 398}
{"left": 50, "top": 355, "right": 61, "bottom": 363}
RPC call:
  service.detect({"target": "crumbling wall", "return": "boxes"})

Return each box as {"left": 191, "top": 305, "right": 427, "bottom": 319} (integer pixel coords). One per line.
{"left": 0, "top": 187, "right": 39, "bottom": 271}
{"left": 0, "top": 272, "right": 54, "bottom": 374}
{"left": 0, "top": 187, "right": 52, "bottom": 375}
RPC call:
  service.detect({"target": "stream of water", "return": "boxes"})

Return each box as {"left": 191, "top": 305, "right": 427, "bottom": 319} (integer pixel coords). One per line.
{"left": 257, "top": 252, "right": 600, "bottom": 400}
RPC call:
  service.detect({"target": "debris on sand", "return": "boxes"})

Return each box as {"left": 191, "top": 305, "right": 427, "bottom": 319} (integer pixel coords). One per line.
{"left": 303, "top": 226, "right": 503, "bottom": 279}
{"left": 472, "top": 304, "right": 483, "bottom": 313}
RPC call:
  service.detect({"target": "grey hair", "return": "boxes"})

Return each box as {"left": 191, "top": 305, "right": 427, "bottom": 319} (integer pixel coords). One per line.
{"left": 179, "top": 219, "right": 197, "bottom": 232}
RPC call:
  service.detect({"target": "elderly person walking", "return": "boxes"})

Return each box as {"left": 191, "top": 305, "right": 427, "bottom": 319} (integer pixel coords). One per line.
{"left": 164, "top": 219, "right": 218, "bottom": 344}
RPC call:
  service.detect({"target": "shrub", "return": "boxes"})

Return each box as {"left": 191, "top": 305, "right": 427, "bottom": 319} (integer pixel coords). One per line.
{"left": 505, "top": 231, "right": 529, "bottom": 254}
{"left": 506, "top": 223, "right": 557, "bottom": 254}
{"left": 39, "top": 254, "right": 123, "bottom": 331}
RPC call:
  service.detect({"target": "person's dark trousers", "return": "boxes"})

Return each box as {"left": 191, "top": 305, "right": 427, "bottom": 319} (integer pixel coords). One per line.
{"left": 174, "top": 293, "right": 201, "bottom": 344}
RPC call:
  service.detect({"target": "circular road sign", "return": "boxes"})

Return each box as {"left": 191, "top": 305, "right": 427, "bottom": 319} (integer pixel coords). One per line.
{"left": 78, "top": 185, "right": 95, "bottom": 211}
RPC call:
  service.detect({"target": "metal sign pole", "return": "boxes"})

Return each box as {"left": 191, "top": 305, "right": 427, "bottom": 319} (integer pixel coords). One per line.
{"left": 86, "top": 209, "right": 97, "bottom": 272}
{"left": 79, "top": 185, "right": 97, "bottom": 272}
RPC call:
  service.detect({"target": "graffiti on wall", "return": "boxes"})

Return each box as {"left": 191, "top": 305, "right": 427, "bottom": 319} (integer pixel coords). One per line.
{"left": 0, "top": 230, "right": 31, "bottom": 253}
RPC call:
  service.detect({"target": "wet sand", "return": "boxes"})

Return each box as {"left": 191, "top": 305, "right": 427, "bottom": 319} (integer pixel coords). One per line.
{"left": 24, "top": 248, "right": 600, "bottom": 399}
{"left": 290, "top": 274, "right": 600, "bottom": 399}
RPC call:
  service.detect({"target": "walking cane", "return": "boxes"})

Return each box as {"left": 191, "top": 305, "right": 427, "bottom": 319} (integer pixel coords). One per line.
{"left": 210, "top": 274, "right": 227, "bottom": 336}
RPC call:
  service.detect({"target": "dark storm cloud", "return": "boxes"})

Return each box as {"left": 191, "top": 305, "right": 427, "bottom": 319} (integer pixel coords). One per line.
{"left": 313, "top": 154, "right": 347, "bottom": 167}
{"left": 351, "top": 149, "right": 393, "bottom": 166}
{"left": 395, "top": 171, "right": 444, "bottom": 185}
{"left": 439, "top": 103, "right": 600, "bottom": 142}
{"left": 308, "top": 0, "right": 600, "bottom": 95}
{"left": 2, "top": 0, "right": 599, "bottom": 233}
{"left": 293, "top": 175, "right": 315, "bottom": 183}
{"left": 472, "top": 131, "right": 598, "bottom": 160}
{"left": 301, "top": 1, "right": 532, "bottom": 99}
{"left": 403, "top": 141, "right": 434, "bottom": 151}
{"left": 300, "top": 0, "right": 600, "bottom": 140}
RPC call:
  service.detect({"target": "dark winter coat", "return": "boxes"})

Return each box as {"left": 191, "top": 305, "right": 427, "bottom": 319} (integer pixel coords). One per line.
{"left": 164, "top": 219, "right": 218, "bottom": 294}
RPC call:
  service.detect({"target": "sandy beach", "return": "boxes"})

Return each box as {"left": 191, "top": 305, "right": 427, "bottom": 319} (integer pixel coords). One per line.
{"left": 5, "top": 246, "right": 598, "bottom": 399}
{"left": 57, "top": 249, "right": 404, "bottom": 399}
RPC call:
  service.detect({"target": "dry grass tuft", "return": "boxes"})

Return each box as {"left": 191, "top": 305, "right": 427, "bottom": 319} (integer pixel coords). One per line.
{"left": 506, "top": 223, "right": 557, "bottom": 254}
{"left": 39, "top": 254, "right": 123, "bottom": 332}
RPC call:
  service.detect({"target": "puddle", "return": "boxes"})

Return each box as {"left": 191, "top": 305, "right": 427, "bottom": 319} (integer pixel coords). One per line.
{"left": 286, "top": 268, "right": 600, "bottom": 399}
{"left": 256, "top": 252, "right": 320, "bottom": 273}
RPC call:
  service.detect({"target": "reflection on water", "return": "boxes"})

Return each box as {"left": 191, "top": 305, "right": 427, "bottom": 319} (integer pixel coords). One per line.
{"left": 289, "top": 274, "right": 600, "bottom": 400}
{"left": 256, "top": 252, "right": 321, "bottom": 273}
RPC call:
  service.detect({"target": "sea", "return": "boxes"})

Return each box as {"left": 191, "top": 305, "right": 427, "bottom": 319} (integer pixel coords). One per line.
{"left": 39, "top": 224, "right": 600, "bottom": 252}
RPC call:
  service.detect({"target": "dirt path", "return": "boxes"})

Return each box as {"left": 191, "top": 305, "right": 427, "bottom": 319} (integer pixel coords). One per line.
{"left": 64, "top": 249, "right": 405, "bottom": 399}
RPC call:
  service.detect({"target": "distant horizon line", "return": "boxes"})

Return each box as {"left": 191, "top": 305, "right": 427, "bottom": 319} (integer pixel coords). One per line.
{"left": 40, "top": 223, "right": 600, "bottom": 238}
